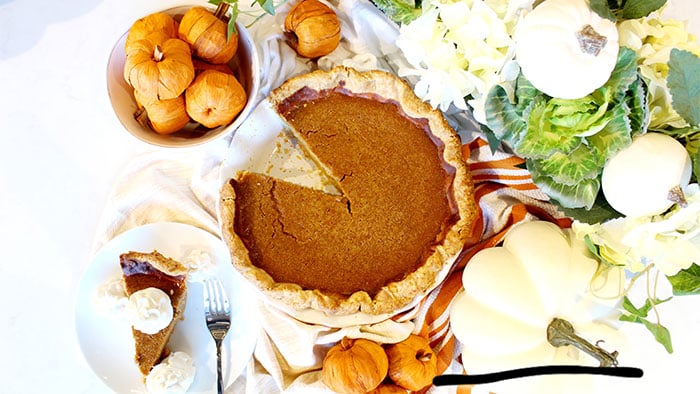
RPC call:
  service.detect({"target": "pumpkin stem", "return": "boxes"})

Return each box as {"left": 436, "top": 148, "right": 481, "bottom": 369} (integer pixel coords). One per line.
{"left": 134, "top": 106, "right": 150, "bottom": 128}
{"left": 214, "top": 2, "right": 230, "bottom": 20}
{"left": 416, "top": 350, "right": 433, "bottom": 363}
{"left": 339, "top": 337, "right": 355, "bottom": 351}
{"left": 576, "top": 24, "right": 607, "bottom": 56}
{"left": 153, "top": 45, "right": 164, "bottom": 62}
{"left": 547, "top": 318, "right": 619, "bottom": 367}
{"left": 667, "top": 185, "right": 688, "bottom": 208}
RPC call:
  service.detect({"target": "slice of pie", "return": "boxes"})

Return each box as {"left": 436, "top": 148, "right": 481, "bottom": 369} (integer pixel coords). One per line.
{"left": 120, "top": 250, "right": 188, "bottom": 376}
{"left": 219, "top": 66, "right": 477, "bottom": 316}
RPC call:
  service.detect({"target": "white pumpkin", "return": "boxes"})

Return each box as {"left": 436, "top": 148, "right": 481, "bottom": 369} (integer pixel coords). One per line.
{"left": 602, "top": 132, "right": 692, "bottom": 218}
{"left": 449, "top": 220, "right": 626, "bottom": 394}
{"left": 514, "top": 0, "right": 619, "bottom": 99}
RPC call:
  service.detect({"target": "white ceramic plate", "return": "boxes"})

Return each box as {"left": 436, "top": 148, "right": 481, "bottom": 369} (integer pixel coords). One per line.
{"left": 74, "top": 222, "right": 259, "bottom": 393}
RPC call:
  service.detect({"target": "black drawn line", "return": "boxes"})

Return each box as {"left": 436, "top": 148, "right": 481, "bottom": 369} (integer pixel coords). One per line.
{"left": 433, "top": 366, "right": 644, "bottom": 386}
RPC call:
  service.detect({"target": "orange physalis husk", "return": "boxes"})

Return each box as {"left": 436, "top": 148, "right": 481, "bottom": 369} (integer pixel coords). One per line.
{"left": 178, "top": 6, "right": 238, "bottom": 65}
{"left": 185, "top": 69, "right": 246, "bottom": 128}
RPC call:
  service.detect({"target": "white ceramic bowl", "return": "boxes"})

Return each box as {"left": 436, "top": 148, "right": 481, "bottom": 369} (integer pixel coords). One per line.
{"left": 107, "top": 6, "right": 260, "bottom": 148}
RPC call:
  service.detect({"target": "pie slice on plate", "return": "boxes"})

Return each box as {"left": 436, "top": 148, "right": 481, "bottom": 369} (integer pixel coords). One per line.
{"left": 120, "top": 250, "right": 188, "bottom": 376}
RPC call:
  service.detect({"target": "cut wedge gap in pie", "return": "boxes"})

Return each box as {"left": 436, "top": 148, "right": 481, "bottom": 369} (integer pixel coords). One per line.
{"left": 219, "top": 66, "right": 478, "bottom": 317}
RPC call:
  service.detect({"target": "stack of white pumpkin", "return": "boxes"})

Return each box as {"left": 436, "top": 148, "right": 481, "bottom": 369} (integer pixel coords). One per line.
{"left": 448, "top": 0, "right": 696, "bottom": 391}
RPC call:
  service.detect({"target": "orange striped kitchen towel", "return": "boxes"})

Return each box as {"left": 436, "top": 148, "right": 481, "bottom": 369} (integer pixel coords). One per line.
{"left": 415, "top": 137, "right": 573, "bottom": 378}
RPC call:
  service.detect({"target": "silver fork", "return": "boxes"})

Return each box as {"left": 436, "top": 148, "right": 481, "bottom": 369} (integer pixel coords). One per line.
{"left": 204, "top": 277, "right": 231, "bottom": 394}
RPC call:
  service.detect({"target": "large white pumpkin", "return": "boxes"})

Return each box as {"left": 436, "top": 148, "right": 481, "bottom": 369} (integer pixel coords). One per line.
{"left": 449, "top": 220, "right": 626, "bottom": 394}
{"left": 514, "top": 0, "right": 619, "bottom": 99}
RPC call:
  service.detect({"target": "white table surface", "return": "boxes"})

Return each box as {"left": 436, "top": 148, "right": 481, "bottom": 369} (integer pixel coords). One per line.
{"left": 1, "top": 0, "right": 698, "bottom": 393}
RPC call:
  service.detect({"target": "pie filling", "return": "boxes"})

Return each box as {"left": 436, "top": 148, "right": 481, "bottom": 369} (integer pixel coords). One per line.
{"left": 230, "top": 87, "right": 459, "bottom": 297}
{"left": 119, "top": 252, "right": 187, "bottom": 376}
{"left": 121, "top": 258, "right": 186, "bottom": 298}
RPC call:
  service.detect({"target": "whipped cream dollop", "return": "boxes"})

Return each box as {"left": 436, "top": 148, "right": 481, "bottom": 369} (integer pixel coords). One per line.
{"left": 125, "top": 287, "right": 173, "bottom": 334}
{"left": 94, "top": 275, "right": 128, "bottom": 317}
{"left": 146, "top": 351, "right": 196, "bottom": 394}
{"left": 181, "top": 248, "right": 216, "bottom": 282}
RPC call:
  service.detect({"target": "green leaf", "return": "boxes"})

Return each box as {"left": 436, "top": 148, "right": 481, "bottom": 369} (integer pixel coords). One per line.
{"left": 228, "top": 2, "right": 239, "bottom": 37}
{"left": 480, "top": 124, "right": 502, "bottom": 154}
{"left": 621, "top": 296, "right": 673, "bottom": 317}
{"left": 621, "top": 0, "right": 667, "bottom": 19}
{"left": 372, "top": 0, "right": 422, "bottom": 24}
{"left": 582, "top": 234, "right": 626, "bottom": 267}
{"left": 640, "top": 297, "right": 673, "bottom": 316}
{"left": 621, "top": 296, "right": 644, "bottom": 317}
{"left": 485, "top": 85, "right": 527, "bottom": 144}
{"left": 668, "top": 49, "right": 700, "bottom": 127}
{"left": 605, "top": 48, "right": 641, "bottom": 100}
{"left": 255, "top": 0, "right": 276, "bottom": 15}
{"left": 555, "top": 193, "right": 622, "bottom": 224}
{"left": 694, "top": 144, "right": 700, "bottom": 183}
{"left": 516, "top": 99, "right": 582, "bottom": 158}
{"left": 640, "top": 318, "right": 674, "bottom": 353}
{"left": 667, "top": 263, "right": 700, "bottom": 296}
{"left": 514, "top": 74, "right": 542, "bottom": 115}
{"left": 619, "top": 313, "right": 641, "bottom": 323}
{"left": 620, "top": 296, "right": 674, "bottom": 353}
{"left": 655, "top": 126, "right": 700, "bottom": 139}
{"left": 589, "top": 0, "right": 616, "bottom": 21}
{"left": 584, "top": 234, "right": 602, "bottom": 258}
{"left": 626, "top": 76, "right": 650, "bottom": 135}
{"left": 547, "top": 97, "right": 611, "bottom": 136}
{"left": 529, "top": 167, "right": 600, "bottom": 209}
{"left": 531, "top": 145, "right": 601, "bottom": 186}
{"left": 586, "top": 103, "right": 633, "bottom": 161}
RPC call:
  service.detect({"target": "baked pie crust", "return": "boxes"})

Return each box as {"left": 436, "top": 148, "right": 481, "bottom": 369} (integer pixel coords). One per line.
{"left": 219, "top": 66, "right": 477, "bottom": 316}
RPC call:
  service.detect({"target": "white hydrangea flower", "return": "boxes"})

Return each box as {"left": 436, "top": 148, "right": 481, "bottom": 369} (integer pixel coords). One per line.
{"left": 395, "top": 0, "right": 533, "bottom": 121}
{"left": 573, "top": 184, "right": 700, "bottom": 277}
{"left": 617, "top": 11, "right": 700, "bottom": 129}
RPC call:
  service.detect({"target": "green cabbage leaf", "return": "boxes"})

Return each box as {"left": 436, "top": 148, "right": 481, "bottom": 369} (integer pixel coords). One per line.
{"left": 485, "top": 47, "right": 648, "bottom": 215}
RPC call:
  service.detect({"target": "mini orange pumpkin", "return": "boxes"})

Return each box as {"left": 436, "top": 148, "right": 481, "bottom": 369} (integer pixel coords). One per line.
{"left": 185, "top": 69, "right": 246, "bottom": 128}
{"left": 178, "top": 6, "right": 238, "bottom": 64}
{"left": 384, "top": 335, "right": 437, "bottom": 391}
{"left": 322, "top": 337, "right": 388, "bottom": 394}
{"left": 284, "top": 0, "right": 341, "bottom": 58}
{"left": 124, "top": 12, "right": 179, "bottom": 52}
{"left": 134, "top": 90, "right": 190, "bottom": 135}
{"left": 124, "top": 32, "right": 195, "bottom": 104}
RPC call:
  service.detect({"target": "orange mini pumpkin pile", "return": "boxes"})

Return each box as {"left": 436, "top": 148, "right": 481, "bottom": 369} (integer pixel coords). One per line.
{"left": 322, "top": 335, "right": 438, "bottom": 394}
{"left": 123, "top": 7, "right": 247, "bottom": 135}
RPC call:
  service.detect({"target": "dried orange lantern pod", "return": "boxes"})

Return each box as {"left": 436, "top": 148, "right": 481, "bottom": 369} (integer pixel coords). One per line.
{"left": 384, "top": 334, "right": 437, "bottom": 391}
{"left": 123, "top": 32, "right": 195, "bottom": 104}
{"left": 178, "top": 6, "right": 238, "bottom": 65}
{"left": 284, "top": 0, "right": 341, "bottom": 58}
{"left": 185, "top": 69, "right": 246, "bottom": 129}
{"left": 124, "top": 12, "right": 179, "bottom": 52}
{"left": 322, "top": 337, "right": 388, "bottom": 394}
{"left": 192, "top": 58, "right": 235, "bottom": 76}
{"left": 134, "top": 90, "right": 190, "bottom": 135}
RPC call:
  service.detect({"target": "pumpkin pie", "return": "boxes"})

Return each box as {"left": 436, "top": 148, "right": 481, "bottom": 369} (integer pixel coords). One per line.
{"left": 120, "top": 250, "right": 188, "bottom": 376}
{"left": 219, "top": 66, "right": 477, "bottom": 316}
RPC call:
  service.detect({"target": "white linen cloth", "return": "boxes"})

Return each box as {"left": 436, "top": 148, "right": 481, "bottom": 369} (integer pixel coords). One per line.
{"left": 91, "top": 1, "right": 562, "bottom": 392}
